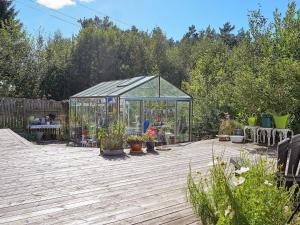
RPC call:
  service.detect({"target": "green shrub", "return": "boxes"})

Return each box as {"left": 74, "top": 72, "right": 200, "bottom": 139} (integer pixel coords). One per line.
{"left": 187, "top": 153, "right": 299, "bottom": 225}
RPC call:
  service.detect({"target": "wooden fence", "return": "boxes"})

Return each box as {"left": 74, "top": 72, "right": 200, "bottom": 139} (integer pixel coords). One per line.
{"left": 0, "top": 97, "right": 69, "bottom": 134}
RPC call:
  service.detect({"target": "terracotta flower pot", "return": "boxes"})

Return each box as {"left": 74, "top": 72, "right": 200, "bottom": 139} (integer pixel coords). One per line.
{"left": 129, "top": 142, "right": 143, "bottom": 152}
{"left": 218, "top": 135, "right": 230, "bottom": 141}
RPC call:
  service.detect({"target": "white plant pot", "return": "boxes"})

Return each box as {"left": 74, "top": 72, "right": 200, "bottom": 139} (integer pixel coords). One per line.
{"left": 230, "top": 135, "right": 244, "bottom": 143}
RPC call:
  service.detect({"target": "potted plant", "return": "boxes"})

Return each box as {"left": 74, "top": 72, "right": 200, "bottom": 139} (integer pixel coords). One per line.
{"left": 127, "top": 135, "right": 144, "bottom": 152}
{"left": 143, "top": 127, "right": 157, "bottom": 151}
{"left": 218, "top": 113, "right": 234, "bottom": 141}
{"left": 269, "top": 108, "right": 290, "bottom": 129}
{"left": 247, "top": 114, "right": 257, "bottom": 126}
{"left": 266, "top": 80, "right": 296, "bottom": 129}
{"left": 100, "top": 120, "right": 126, "bottom": 156}
{"left": 231, "top": 120, "right": 244, "bottom": 135}
{"left": 261, "top": 113, "right": 273, "bottom": 128}
{"left": 230, "top": 120, "right": 244, "bottom": 143}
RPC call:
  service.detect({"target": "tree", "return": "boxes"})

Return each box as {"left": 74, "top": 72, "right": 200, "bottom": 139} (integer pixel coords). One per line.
{"left": 184, "top": 1, "right": 300, "bottom": 134}
{"left": 219, "top": 22, "right": 237, "bottom": 47}
{"left": 78, "top": 16, "right": 115, "bottom": 29}
{"left": 39, "top": 31, "right": 74, "bottom": 100}
{"left": 0, "top": 0, "right": 18, "bottom": 28}
{"left": 0, "top": 0, "right": 38, "bottom": 98}
{"left": 183, "top": 25, "right": 199, "bottom": 40}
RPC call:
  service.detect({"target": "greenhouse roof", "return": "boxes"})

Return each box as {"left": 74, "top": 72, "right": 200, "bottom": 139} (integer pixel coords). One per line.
{"left": 71, "top": 75, "right": 192, "bottom": 100}
{"left": 72, "top": 76, "right": 155, "bottom": 98}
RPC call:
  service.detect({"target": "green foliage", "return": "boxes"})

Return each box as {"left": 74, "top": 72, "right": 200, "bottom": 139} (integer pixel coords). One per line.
{"left": 39, "top": 31, "right": 74, "bottom": 100}
{"left": 0, "top": 0, "right": 18, "bottom": 28}
{"left": 127, "top": 135, "right": 144, "bottom": 143}
{"left": 219, "top": 120, "right": 243, "bottom": 135}
{"left": 184, "top": 1, "right": 300, "bottom": 133}
{"left": 102, "top": 120, "right": 126, "bottom": 150}
{"left": 230, "top": 120, "right": 244, "bottom": 129}
{"left": 219, "top": 119, "right": 234, "bottom": 135}
{"left": 97, "top": 128, "right": 106, "bottom": 151}
{"left": 187, "top": 153, "right": 299, "bottom": 225}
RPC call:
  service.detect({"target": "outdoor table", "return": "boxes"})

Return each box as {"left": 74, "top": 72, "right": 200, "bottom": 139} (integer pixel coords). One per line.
{"left": 28, "top": 124, "right": 62, "bottom": 140}
{"left": 244, "top": 126, "right": 259, "bottom": 143}
{"left": 256, "top": 127, "right": 273, "bottom": 146}
{"left": 272, "top": 128, "right": 293, "bottom": 146}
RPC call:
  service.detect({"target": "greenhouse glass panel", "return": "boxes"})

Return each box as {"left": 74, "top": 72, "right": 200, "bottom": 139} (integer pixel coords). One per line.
{"left": 74, "top": 100, "right": 83, "bottom": 142}
{"left": 143, "top": 100, "right": 176, "bottom": 144}
{"left": 95, "top": 98, "right": 106, "bottom": 129}
{"left": 69, "top": 99, "right": 77, "bottom": 141}
{"left": 159, "top": 78, "right": 190, "bottom": 99}
{"left": 177, "top": 101, "right": 190, "bottom": 142}
{"left": 121, "top": 77, "right": 159, "bottom": 98}
{"left": 119, "top": 99, "right": 125, "bottom": 120}
{"left": 107, "top": 97, "right": 118, "bottom": 123}
{"left": 124, "top": 100, "right": 142, "bottom": 135}
{"left": 86, "top": 99, "right": 97, "bottom": 140}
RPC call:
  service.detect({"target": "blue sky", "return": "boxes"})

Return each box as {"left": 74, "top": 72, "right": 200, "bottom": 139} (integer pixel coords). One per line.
{"left": 15, "top": 0, "right": 297, "bottom": 40}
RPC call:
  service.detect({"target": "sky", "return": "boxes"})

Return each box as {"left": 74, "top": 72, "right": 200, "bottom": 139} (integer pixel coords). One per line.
{"left": 15, "top": 0, "right": 297, "bottom": 40}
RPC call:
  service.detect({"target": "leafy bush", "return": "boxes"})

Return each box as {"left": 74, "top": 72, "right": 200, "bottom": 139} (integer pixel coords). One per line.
{"left": 187, "top": 153, "right": 299, "bottom": 225}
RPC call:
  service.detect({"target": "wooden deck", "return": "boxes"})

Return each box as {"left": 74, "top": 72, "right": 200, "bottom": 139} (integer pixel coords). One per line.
{"left": 0, "top": 129, "right": 244, "bottom": 225}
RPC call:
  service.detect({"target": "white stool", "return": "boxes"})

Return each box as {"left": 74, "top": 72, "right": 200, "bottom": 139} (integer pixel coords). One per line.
{"left": 272, "top": 128, "right": 293, "bottom": 146}
{"left": 257, "top": 127, "right": 273, "bottom": 146}
{"left": 244, "top": 126, "right": 259, "bottom": 143}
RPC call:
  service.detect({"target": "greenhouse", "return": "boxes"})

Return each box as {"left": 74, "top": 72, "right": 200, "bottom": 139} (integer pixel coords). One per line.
{"left": 69, "top": 75, "right": 192, "bottom": 146}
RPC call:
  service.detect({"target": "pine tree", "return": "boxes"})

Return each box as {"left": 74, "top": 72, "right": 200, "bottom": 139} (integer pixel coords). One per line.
{"left": 0, "top": 0, "right": 18, "bottom": 28}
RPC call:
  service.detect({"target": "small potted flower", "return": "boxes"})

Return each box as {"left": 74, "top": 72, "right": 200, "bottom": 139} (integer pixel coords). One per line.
{"left": 143, "top": 127, "right": 157, "bottom": 151}
{"left": 127, "top": 135, "right": 144, "bottom": 152}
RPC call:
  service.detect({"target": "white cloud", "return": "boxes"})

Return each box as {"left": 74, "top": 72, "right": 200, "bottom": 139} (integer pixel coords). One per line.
{"left": 37, "top": 0, "right": 76, "bottom": 10}
{"left": 79, "top": 0, "right": 94, "bottom": 2}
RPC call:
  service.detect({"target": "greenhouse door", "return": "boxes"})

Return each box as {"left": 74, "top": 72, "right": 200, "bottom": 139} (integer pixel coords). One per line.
{"left": 96, "top": 98, "right": 106, "bottom": 129}
{"left": 124, "top": 100, "right": 142, "bottom": 135}
{"left": 176, "top": 101, "right": 191, "bottom": 142}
